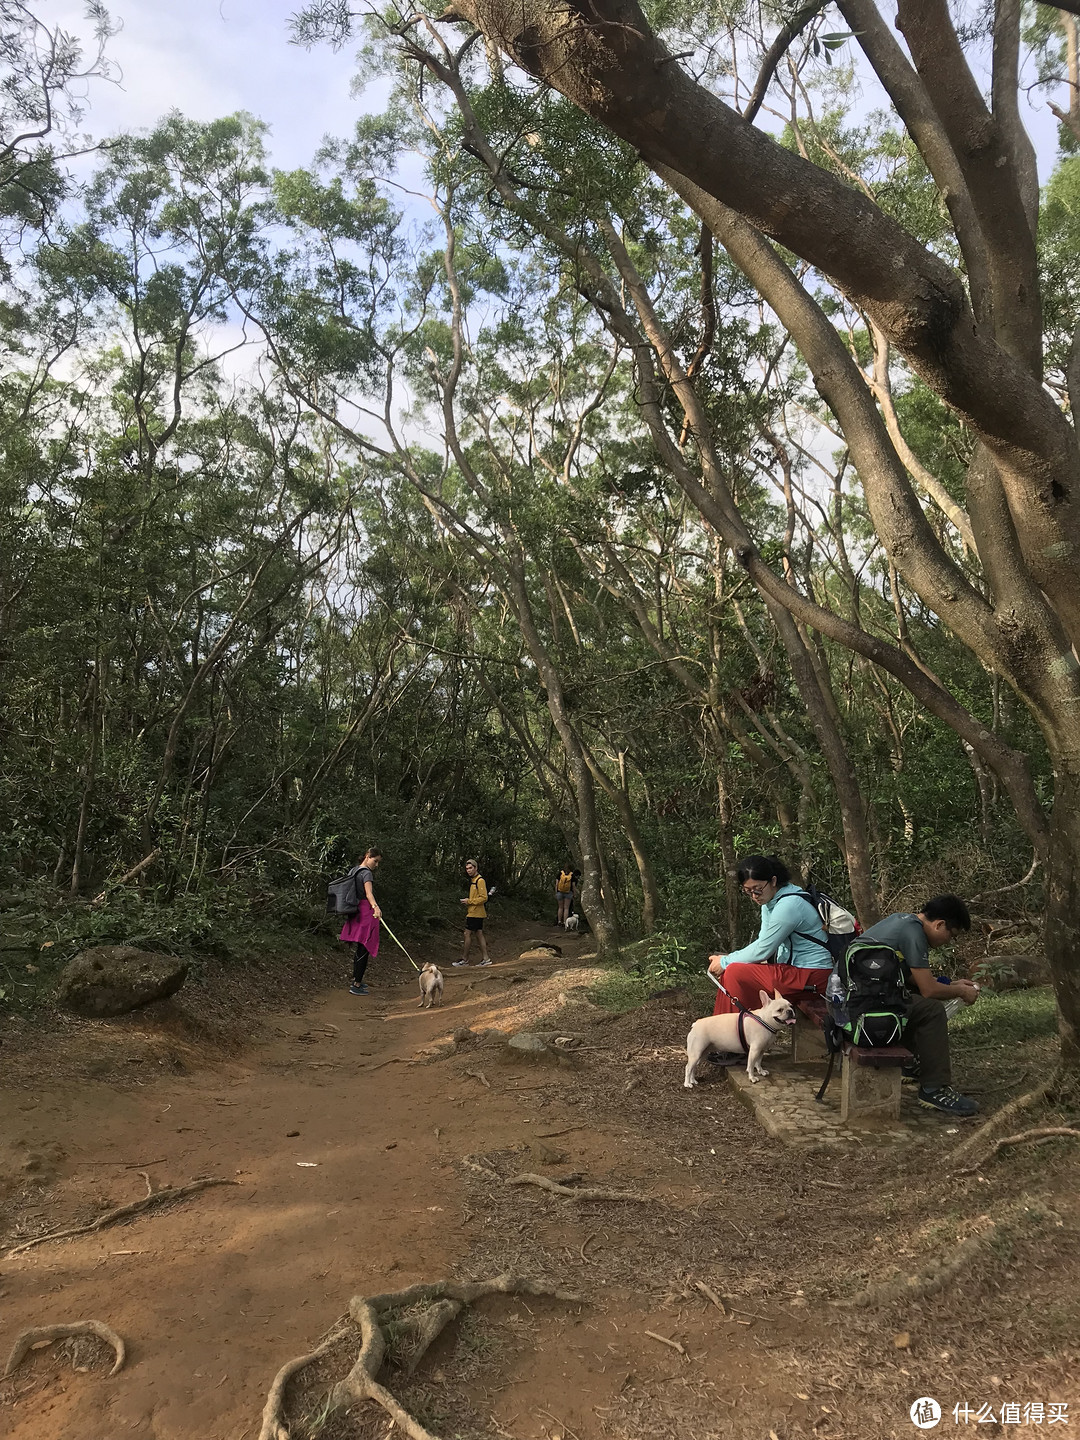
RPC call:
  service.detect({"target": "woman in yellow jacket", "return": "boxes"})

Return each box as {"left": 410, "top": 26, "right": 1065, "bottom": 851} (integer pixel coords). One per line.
{"left": 453, "top": 858, "right": 491, "bottom": 967}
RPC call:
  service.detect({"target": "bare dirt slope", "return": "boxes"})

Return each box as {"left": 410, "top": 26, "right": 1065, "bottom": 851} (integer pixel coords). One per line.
{"left": 1, "top": 923, "right": 1077, "bottom": 1440}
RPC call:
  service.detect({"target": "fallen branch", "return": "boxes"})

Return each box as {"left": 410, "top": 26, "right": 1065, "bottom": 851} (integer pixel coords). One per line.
{"left": 4, "top": 1321, "right": 125, "bottom": 1378}
{"left": 966, "top": 854, "right": 1039, "bottom": 904}
{"left": 506, "top": 1172, "right": 648, "bottom": 1202}
{"left": 4, "top": 1178, "right": 240, "bottom": 1258}
{"left": 954, "top": 1127, "right": 1080, "bottom": 1176}
{"left": 644, "top": 1329, "right": 686, "bottom": 1356}
{"left": 257, "top": 1274, "right": 582, "bottom": 1440}
{"left": 693, "top": 1279, "right": 730, "bottom": 1316}
{"left": 460, "top": 1156, "right": 499, "bottom": 1177}
{"left": 949, "top": 1084, "right": 1051, "bottom": 1168}
{"left": 91, "top": 849, "right": 161, "bottom": 906}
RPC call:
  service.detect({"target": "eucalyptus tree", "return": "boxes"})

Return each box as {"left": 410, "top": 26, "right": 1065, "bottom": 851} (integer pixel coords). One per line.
{"left": 293, "top": 0, "right": 1080, "bottom": 1062}
{"left": 0, "top": 0, "right": 115, "bottom": 270}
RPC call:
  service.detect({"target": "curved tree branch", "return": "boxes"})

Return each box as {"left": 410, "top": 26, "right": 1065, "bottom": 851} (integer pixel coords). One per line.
{"left": 743, "top": 0, "right": 826, "bottom": 124}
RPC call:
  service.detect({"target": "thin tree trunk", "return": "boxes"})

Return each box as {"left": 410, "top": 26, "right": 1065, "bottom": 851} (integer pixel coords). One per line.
{"left": 70, "top": 665, "right": 101, "bottom": 896}
{"left": 503, "top": 562, "right": 618, "bottom": 951}
{"left": 581, "top": 742, "right": 660, "bottom": 933}
{"left": 716, "top": 764, "right": 738, "bottom": 949}
{"left": 767, "top": 601, "right": 879, "bottom": 923}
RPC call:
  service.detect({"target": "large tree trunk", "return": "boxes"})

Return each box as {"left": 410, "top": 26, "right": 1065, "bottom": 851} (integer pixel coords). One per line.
{"left": 1046, "top": 766, "right": 1080, "bottom": 1067}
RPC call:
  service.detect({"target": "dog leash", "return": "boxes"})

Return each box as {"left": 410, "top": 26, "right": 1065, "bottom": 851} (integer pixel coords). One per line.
{"left": 379, "top": 916, "right": 421, "bottom": 972}
{"left": 705, "top": 971, "right": 783, "bottom": 1036}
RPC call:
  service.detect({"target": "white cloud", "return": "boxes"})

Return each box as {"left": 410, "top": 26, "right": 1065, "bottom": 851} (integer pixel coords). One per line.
{"left": 49, "top": 0, "right": 386, "bottom": 169}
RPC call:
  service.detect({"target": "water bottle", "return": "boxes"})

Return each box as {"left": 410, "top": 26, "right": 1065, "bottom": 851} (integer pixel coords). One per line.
{"left": 941, "top": 977, "right": 979, "bottom": 1020}
{"left": 826, "top": 970, "right": 848, "bottom": 1027}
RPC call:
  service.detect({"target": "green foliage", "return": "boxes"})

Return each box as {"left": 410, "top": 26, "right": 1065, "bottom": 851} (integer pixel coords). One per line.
{"left": 0, "top": 7, "right": 1072, "bottom": 1009}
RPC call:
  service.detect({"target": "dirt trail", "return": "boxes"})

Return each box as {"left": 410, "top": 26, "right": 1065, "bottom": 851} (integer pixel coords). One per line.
{"left": 6, "top": 925, "right": 1075, "bottom": 1440}
{"left": 0, "top": 923, "right": 798, "bottom": 1440}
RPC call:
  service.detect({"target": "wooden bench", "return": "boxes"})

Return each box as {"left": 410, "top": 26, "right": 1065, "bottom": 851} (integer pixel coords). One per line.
{"left": 793, "top": 994, "right": 913, "bottom": 1122}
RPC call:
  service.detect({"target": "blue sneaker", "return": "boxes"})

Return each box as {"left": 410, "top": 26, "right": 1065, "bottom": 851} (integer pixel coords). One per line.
{"left": 917, "top": 1084, "right": 978, "bottom": 1117}
{"left": 349, "top": 983, "right": 370, "bottom": 995}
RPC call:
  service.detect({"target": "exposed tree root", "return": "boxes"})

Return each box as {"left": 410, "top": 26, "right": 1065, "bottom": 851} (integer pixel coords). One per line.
{"left": 400, "top": 1298, "right": 462, "bottom": 1375}
{"left": 949, "top": 1084, "right": 1051, "bottom": 1168}
{"left": 833, "top": 1228, "right": 995, "bottom": 1309}
{"left": 258, "top": 1273, "right": 582, "bottom": 1440}
{"left": 506, "top": 1172, "right": 647, "bottom": 1202}
{"left": 954, "top": 1126, "right": 1080, "bottom": 1176}
{"left": 4, "top": 1178, "right": 240, "bottom": 1258}
{"left": 833, "top": 1200, "right": 1054, "bottom": 1309}
{"left": 4, "top": 1321, "right": 126, "bottom": 1378}
{"left": 259, "top": 1324, "right": 349, "bottom": 1440}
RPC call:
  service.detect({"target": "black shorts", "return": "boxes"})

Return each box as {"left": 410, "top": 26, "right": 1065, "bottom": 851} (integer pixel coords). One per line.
{"left": 465, "top": 917, "right": 484, "bottom": 931}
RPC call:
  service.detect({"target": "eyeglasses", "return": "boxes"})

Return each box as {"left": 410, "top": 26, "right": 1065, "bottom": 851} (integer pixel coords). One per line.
{"left": 742, "top": 883, "right": 770, "bottom": 898}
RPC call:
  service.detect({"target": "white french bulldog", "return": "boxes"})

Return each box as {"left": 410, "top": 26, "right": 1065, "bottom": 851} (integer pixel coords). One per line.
{"left": 563, "top": 913, "right": 580, "bottom": 931}
{"left": 683, "top": 989, "right": 797, "bottom": 1088}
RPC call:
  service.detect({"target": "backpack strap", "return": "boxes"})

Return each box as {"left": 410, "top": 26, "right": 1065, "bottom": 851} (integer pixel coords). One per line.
{"left": 815, "top": 1050, "right": 838, "bottom": 1102}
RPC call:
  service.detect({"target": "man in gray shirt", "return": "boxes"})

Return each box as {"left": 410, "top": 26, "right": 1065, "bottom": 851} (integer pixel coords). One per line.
{"left": 861, "top": 895, "right": 980, "bottom": 1118}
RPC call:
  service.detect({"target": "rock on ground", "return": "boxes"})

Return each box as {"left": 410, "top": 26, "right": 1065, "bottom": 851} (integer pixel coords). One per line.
{"left": 57, "top": 946, "right": 189, "bottom": 1017}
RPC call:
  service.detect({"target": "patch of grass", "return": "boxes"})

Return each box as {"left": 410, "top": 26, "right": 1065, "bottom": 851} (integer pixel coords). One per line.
{"left": 587, "top": 969, "right": 650, "bottom": 1012}
{"left": 950, "top": 986, "right": 1059, "bottom": 1050}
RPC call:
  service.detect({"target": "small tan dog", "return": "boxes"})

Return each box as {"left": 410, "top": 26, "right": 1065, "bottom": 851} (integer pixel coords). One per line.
{"left": 418, "top": 963, "right": 444, "bottom": 1009}
{"left": 683, "top": 989, "right": 797, "bottom": 1088}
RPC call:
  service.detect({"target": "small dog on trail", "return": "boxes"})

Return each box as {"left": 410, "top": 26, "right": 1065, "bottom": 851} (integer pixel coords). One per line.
{"left": 683, "top": 989, "right": 797, "bottom": 1088}
{"left": 418, "top": 963, "right": 444, "bottom": 1009}
{"left": 563, "top": 913, "right": 580, "bottom": 932}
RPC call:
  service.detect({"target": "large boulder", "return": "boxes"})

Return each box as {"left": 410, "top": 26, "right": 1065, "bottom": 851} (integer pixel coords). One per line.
{"left": 972, "top": 953, "right": 1052, "bottom": 990}
{"left": 57, "top": 946, "right": 188, "bottom": 1017}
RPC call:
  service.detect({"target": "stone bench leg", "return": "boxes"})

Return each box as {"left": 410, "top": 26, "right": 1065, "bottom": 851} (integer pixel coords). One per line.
{"left": 840, "top": 1057, "right": 902, "bottom": 1122}
{"left": 792, "top": 1010, "right": 829, "bottom": 1063}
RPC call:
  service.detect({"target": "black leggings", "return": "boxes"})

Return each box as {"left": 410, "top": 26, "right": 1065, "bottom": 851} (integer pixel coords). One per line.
{"left": 353, "top": 944, "right": 369, "bottom": 986}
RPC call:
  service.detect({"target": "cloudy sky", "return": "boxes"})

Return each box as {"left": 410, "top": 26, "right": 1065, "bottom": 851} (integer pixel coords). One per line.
{"left": 52, "top": 0, "right": 1065, "bottom": 178}
{"left": 54, "top": 0, "right": 382, "bottom": 170}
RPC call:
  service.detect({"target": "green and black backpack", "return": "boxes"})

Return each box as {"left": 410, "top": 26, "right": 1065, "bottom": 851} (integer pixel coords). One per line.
{"left": 827, "top": 938, "right": 910, "bottom": 1050}
{"left": 816, "top": 938, "right": 911, "bottom": 1102}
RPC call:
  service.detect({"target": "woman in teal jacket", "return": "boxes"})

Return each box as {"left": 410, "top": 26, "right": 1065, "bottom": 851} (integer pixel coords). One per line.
{"left": 707, "top": 855, "right": 831, "bottom": 1015}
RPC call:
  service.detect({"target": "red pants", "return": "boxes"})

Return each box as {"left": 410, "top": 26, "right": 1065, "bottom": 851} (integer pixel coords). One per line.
{"left": 712, "top": 962, "right": 830, "bottom": 1015}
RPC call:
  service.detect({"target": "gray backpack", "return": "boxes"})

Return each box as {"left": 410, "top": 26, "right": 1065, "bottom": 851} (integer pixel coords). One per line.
{"left": 326, "top": 867, "right": 361, "bottom": 916}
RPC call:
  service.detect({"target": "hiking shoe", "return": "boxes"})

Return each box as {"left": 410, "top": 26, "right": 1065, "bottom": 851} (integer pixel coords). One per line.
{"left": 452, "top": 959, "right": 469, "bottom": 967}
{"left": 349, "top": 983, "right": 370, "bottom": 995}
{"left": 917, "top": 1085, "right": 979, "bottom": 1117}
{"left": 705, "top": 1051, "right": 745, "bottom": 1067}
{"left": 902, "top": 1057, "right": 922, "bottom": 1084}
{"left": 477, "top": 958, "right": 493, "bottom": 967}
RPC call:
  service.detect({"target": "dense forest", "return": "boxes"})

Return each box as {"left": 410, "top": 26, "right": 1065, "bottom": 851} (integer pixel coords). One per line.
{"left": 0, "top": 1, "right": 1077, "bottom": 1037}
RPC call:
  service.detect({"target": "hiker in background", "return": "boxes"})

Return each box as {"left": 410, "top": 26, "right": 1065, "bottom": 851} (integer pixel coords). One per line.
{"left": 453, "top": 858, "right": 491, "bottom": 968}
{"left": 860, "top": 896, "right": 980, "bottom": 1117}
{"left": 707, "top": 855, "right": 832, "bottom": 1016}
{"left": 555, "top": 863, "right": 576, "bottom": 926}
{"left": 339, "top": 846, "right": 382, "bottom": 995}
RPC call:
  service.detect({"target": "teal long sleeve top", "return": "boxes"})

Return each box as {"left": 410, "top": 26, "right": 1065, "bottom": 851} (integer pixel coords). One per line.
{"left": 721, "top": 883, "right": 830, "bottom": 970}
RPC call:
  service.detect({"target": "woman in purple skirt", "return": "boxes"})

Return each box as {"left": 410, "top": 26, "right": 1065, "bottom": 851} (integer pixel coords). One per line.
{"left": 339, "top": 846, "right": 382, "bottom": 994}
